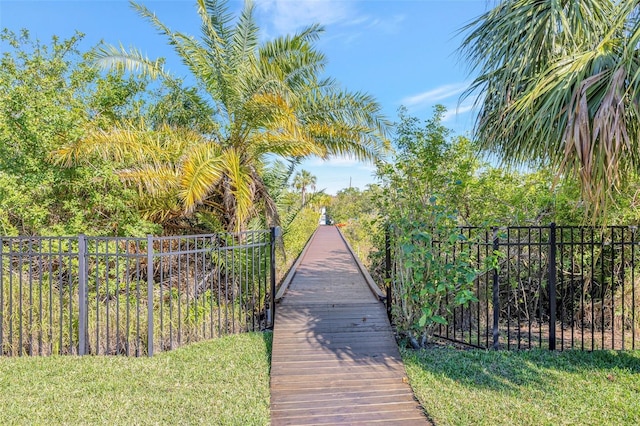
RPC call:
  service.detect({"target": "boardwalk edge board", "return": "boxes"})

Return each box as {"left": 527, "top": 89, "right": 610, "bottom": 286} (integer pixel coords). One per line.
{"left": 335, "top": 225, "right": 387, "bottom": 300}
{"left": 275, "top": 227, "right": 319, "bottom": 301}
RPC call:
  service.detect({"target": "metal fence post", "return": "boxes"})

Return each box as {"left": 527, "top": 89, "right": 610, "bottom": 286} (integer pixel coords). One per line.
{"left": 147, "top": 235, "right": 154, "bottom": 357}
{"left": 78, "top": 234, "right": 88, "bottom": 356}
{"left": 492, "top": 228, "right": 500, "bottom": 350}
{"left": 385, "top": 225, "right": 392, "bottom": 321}
{"left": 269, "top": 227, "right": 279, "bottom": 329}
{"left": 548, "top": 223, "right": 557, "bottom": 351}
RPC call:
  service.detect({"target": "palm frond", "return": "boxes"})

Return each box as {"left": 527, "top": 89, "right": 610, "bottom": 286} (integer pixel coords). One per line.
{"left": 252, "top": 166, "right": 280, "bottom": 228}
{"left": 131, "top": 1, "right": 222, "bottom": 95}
{"left": 222, "top": 148, "right": 255, "bottom": 232}
{"left": 51, "top": 123, "right": 157, "bottom": 166}
{"left": 136, "top": 191, "right": 184, "bottom": 223}
{"left": 197, "top": 0, "right": 234, "bottom": 45}
{"left": 118, "top": 163, "right": 180, "bottom": 196}
{"left": 229, "top": 0, "right": 259, "bottom": 70}
{"left": 88, "top": 43, "right": 168, "bottom": 79}
{"left": 458, "top": 0, "right": 640, "bottom": 220}
{"left": 51, "top": 121, "right": 202, "bottom": 167}
{"left": 179, "top": 142, "right": 225, "bottom": 213}
{"left": 258, "top": 24, "right": 326, "bottom": 89}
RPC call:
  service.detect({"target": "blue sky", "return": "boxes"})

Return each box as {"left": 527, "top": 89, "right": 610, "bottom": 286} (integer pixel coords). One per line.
{"left": 2, "top": 0, "right": 489, "bottom": 194}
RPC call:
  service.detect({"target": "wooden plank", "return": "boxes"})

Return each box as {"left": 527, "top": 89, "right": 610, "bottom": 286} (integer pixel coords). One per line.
{"left": 272, "top": 365, "right": 406, "bottom": 375}
{"left": 272, "top": 388, "right": 414, "bottom": 404}
{"left": 276, "top": 316, "right": 389, "bottom": 324}
{"left": 275, "top": 324, "right": 390, "bottom": 332}
{"left": 270, "top": 355, "right": 402, "bottom": 364}
{"left": 271, "top": 409, "right": 427, "bottom": 424}
{"left": 271, "top": 401, "right": 422, "bottom": 418}
{"left": 272, "top": 338, "right": 398, "bottom": 348}
{"left": 273, "top": 382, "right": 412, "bottom": 393}
{"left": 270, "top": 226, "right": 429, "bottom": 425}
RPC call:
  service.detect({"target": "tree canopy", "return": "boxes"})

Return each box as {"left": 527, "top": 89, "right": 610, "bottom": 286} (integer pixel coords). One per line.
{"left": 52, "top": 0, "right": 390, "bottom": 232}
{"left": 460, "top": 0, "right": 640, "bottom": 220}
{"left": 292, "top": 170, "right": 316, "bottom": 205}
{"left": 0, "top": 29, "right": 158, "bottom": 236}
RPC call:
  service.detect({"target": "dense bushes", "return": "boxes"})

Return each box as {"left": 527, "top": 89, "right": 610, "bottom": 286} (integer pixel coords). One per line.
{"left": 333, "top": 106, "right": 640, "bottom": 345}
{"left": 0, "top": 29, "right": 158, "bottom": 236}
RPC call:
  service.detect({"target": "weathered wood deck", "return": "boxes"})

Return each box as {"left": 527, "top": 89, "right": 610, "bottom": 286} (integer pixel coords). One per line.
{"left": 271, "top": 226, "right": 429, "bottom": 425}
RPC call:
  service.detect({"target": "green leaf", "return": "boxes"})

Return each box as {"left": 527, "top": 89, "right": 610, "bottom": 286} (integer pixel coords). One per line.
{"left": 431, "top": 315, "right": 447, "bottom": 325}
{"left": 418, "top": 314, "right": 427, "bottom": 328}
{"left": 465, "top": 271, "right": 477, "bottom": 283}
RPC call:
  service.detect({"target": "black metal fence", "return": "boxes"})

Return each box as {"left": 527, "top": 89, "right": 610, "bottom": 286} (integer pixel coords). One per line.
{"left": 386, "top": 224, "right": 640, "bottom": 351}
{"left": 0, "top": 229, "right": 277, "bottom": 357}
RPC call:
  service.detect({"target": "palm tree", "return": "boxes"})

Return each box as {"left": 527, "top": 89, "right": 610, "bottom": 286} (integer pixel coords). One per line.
{"left": 292, "top": 170, "right": 317, "bottom": 205}
{"left": 460, "top": 0, "right": 640, "bottom": 219}
{"left": 52, "top": 0, "right": 389, "bottom": 232}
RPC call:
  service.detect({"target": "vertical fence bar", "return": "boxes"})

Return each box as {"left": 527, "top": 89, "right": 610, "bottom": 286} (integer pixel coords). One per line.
{"left": 78, "top": 235, "right": 88, "bottom": 356}
{"left": 385, "top": 226, "right": 392, "bottom": 321}
{"left": 492, "top": 228, "right": 500, "bottom": 350}
{"left": 251, "top": 233, "right": 260, "bottom": 331}
{"left": 93, "top": 240, "right": 99, "bottom": 354}
{"left": 477, "top": 231, "right": 482, "bottom": 347}
{"left": 485, "top": 230, "right": 490, "bottom": 348}
{"left": 537, "top": 227, "right": 543, "bottom": 348}
{"left": 125, "top": 240, "right": 131, "bottom": 356}
{"left": 611, "top": 227, "right": 615, "bottom": 350}
{"left": 214, "top": 237, "right": 220, "bottom": 339}
{"left": 570, "top": 228, "right": 575, "bottom": 349}
{"left": 18, "top": 240, "right": 23, "bottom": 356}
{"left": 230, "top": 238, "right": 235, "bottom": 334}
{"left": 57, "top": 240, "right": 63, "bottom": 354}
{"left": 559, "top": 227, "right": 565, "bottom": 350}
{"left": 633, "top": 227, "right": 637, "bottom": 350}
{"left": 115, "top": 238, "right": 120, "bottom": 354}
{"left": 581, "top": 228, "right": 586, "bottom": 351}
{"left": 516, "top": 228, "right": 522, "bottom": 349}
{"left": 28, "top": 239, "right": 33, "bottom": 356}
{"left": 9, "top": 239, "right": 14, "bottom": 355}
{"left": 269, "top": 227, "right": 278, "bottom": 329}
{"left": 217, "top": 240, "right": 222, "bottom": 337}
{"left": 548, "top": 223, "right": 557, "bottom": 351}
{"left": 104, "top": 240, "right": 110, "bottom": 355}
{"left": 621, "top": 228, "right": 626, "bottom": 351}
{"left": 146, "top": 235, "right": 154, "bottom": 357}
{"left": 170, "top": 240, "right": 175, "bottom": 349}
{"left": 506, "top": 228, "right": 511, "bottom": 350}
{"left": 600, "top": 231, "right": 605, "bottom": 350}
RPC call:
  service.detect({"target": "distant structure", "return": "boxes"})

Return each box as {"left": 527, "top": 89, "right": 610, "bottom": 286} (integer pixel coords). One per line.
{"left": 318, "top": 207, "right": 330, "bottom": 225}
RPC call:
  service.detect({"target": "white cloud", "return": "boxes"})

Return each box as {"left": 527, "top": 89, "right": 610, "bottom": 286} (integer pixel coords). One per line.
{"left": 255, "top": 0, "right": 354, "bottom": 35}
{"left": 254, "top": 1, "right": 404, "bottom": 41}
{"left": 443, "top": 103, "right": 474, "bottom": 122}
{"left": 401, "top": 82, "right": 469, "bottom": 108}
{"left": 363, "top": 14, "right": 405, "bottom": 33}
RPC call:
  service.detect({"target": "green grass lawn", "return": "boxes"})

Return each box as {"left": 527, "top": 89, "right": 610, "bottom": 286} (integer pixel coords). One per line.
{"left": 0, "top": 332, "right": 272, "bottom": 425}
{"left": 403, "top": 346, "right": 640, "bottom": 425}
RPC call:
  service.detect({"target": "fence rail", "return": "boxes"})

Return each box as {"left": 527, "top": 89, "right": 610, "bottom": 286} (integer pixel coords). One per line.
{"left": 0, "top": 229, "right": 276, "bottom": 357}
{"left": 386, "top": 224, "right": 640, "bottom": 351}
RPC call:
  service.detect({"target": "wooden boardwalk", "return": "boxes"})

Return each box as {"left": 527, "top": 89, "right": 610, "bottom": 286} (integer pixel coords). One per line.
{"left": 271, "top": 226, "right": 429, "bottom": 425}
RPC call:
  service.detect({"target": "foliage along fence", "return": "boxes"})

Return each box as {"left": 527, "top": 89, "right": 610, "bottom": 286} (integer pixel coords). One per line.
{"left": 385, "top": 224, "right": 640, "bottom": 351}
{"left": 0, "top": 229, "right": 277, "bottom": 357}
